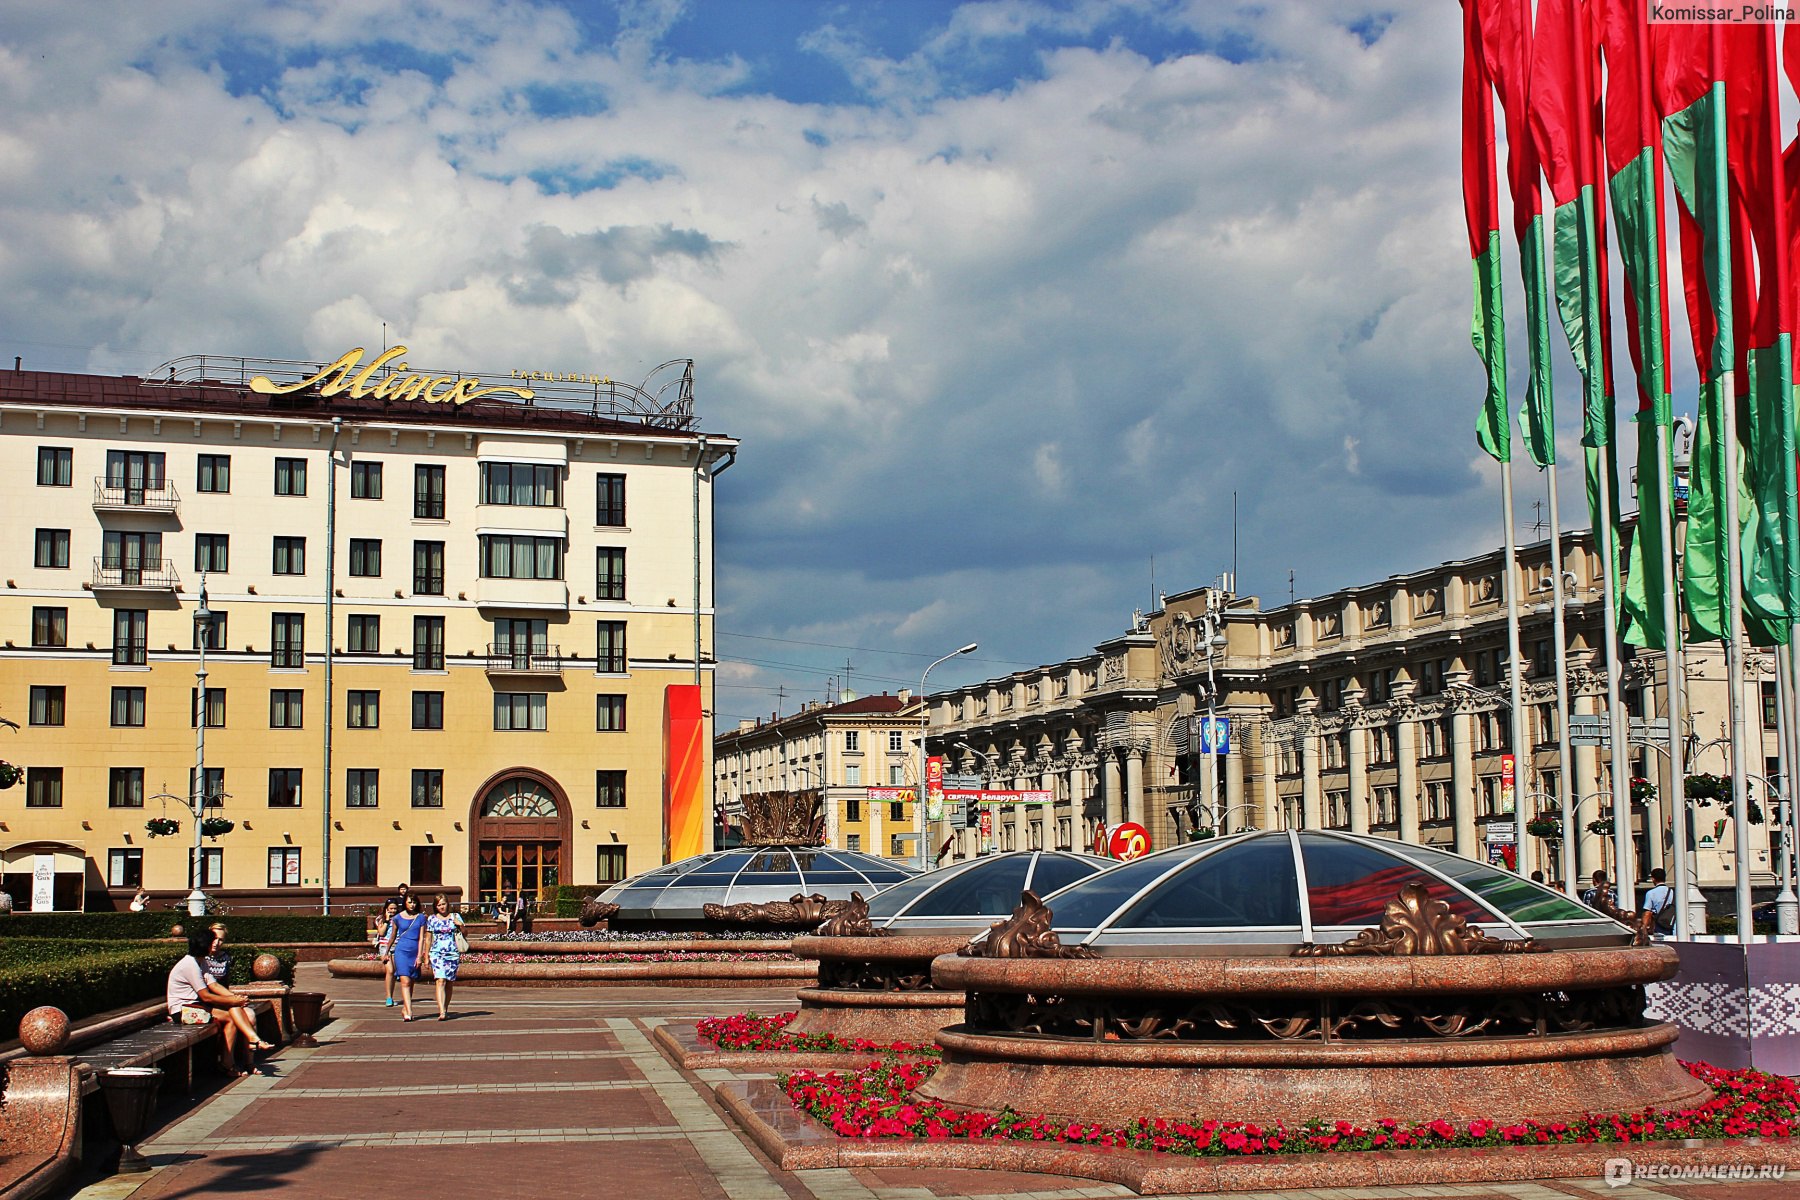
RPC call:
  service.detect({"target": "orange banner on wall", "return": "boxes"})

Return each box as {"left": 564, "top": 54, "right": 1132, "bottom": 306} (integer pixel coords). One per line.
{"left": 664, "top": 685, "right": 706, "bottom": 863}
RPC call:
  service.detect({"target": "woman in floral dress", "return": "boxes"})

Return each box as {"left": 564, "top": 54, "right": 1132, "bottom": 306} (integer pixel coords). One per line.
{"left": 422, "top": 894, "right": 465, "bottom": 1021}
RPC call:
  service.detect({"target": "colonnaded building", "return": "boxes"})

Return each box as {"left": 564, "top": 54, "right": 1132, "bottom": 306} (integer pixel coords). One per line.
{"left": 925, "top": 532, "right": 1781, "bottom": 896}
{"left": 0, "top": 348, "right": 735, "bottom": 912}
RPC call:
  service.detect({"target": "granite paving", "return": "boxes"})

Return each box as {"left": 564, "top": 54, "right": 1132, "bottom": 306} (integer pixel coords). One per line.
{"left": 57, "top": 964, "right": 1794, "bottom": 1200}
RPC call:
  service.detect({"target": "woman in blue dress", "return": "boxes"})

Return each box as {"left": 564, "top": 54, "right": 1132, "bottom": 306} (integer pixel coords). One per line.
{"left": 384, "top": 893, "right": 427, "bottom": 1021}
{"left": 423, "top": 894, "right": 465, "bottom": 1020}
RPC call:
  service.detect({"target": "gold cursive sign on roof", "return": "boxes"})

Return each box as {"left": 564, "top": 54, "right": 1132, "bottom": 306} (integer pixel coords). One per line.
{"left": 249, "top": 346, "right": 536, "bottom": 406}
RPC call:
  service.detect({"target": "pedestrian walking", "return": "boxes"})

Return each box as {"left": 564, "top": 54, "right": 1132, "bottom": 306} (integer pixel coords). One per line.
{"left": 386, "top": 894, "right": 427, "bottom": 1021}
{"left": 423, "top": 894, "right": 466, "bottom": 1020}
{"left": 1641, "top": 867, "right": 1676, "bottom": 933}
{"left": 373, "top": 899, "right": 401, "bottom": 1006}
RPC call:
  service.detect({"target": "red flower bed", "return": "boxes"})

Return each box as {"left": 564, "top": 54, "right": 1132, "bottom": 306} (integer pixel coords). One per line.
{"left": 781, "top": 1058, "right": 1797, "bottom": 1155}
{"left": 697, "top": 1011, "right": 939, "bottom": 1058}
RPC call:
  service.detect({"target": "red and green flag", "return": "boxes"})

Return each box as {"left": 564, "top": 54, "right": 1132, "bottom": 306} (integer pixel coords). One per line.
{"left": 1463, "top": 0, "right": 1510, "bottom": 464}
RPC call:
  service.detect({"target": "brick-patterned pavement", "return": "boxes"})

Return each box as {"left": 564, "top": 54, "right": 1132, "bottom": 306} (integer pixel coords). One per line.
{"left": 64, "top": 964, "right": 1792, "bottom": 1200}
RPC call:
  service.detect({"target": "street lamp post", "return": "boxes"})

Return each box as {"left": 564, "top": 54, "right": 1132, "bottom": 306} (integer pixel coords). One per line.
{"left": 1196, "top": 597, "right": 1228, "bottom": 842}
{"left": 188, "top": 575, "right": 213, "bottom": 918}
{"left": 918, "top": 643, "right": 978, "bottom": 870}
{"left": 1744, "top": 774, "right": 1799, "bottom": 935}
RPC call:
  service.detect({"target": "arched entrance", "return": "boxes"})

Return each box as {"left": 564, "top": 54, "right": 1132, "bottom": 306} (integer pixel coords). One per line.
{"left": 467, "top": 770, "right": 571, "bottom": 907}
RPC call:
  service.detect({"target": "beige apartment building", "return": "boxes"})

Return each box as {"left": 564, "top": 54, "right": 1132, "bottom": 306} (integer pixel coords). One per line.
{"left": 927, "top": 531, "right": 1783, "bottom": 894}
{"left": 713, "top": 692, "right": 924, "bottom": 858}
{"left": 0, "top": 350, "right": 735, "bottom": 912}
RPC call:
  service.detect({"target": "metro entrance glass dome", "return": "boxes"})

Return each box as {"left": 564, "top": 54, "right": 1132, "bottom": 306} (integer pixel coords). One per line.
{"left": 1028, "top": 830, "right": 1629, "bottom": 954}
{"left": 861, "top": 850, "right": 1110, "bottom": 932}
{"left": 595, "top": 846, "right": 917, "bottom": 927}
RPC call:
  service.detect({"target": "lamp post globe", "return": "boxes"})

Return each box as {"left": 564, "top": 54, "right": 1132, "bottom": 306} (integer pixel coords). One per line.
{"left": 188, "top": 576, "right": 213, "bottom": 919}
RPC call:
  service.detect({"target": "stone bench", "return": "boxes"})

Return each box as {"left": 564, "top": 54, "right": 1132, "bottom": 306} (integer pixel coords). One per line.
{"left": 69, "top": 998, "right": 279, "bottom": 1095}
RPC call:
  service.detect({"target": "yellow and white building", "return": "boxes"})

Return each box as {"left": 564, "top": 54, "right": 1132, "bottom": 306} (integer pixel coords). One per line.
{"left": 0, "top": 349, "right": 735, "bottom": 911}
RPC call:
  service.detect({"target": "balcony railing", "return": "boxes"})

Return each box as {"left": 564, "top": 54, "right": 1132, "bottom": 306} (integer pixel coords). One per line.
{"left": 112, "top": 638, "right": 147, "bottom": 666}
{"left": 412, "top": 573, "right": 445, "bottom": 595}
{"left": 485, "top": 643, "right": 563, "bottom": 675}
{"left": 93, "top": 479, "right": 181, "bottom": 512}
{"left": 92, "top": 557, "right": 180, "bottom": 591}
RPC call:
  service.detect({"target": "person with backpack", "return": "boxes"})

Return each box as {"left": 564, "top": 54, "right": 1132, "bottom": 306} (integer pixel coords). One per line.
{"left": 1641, "top": 867, "right": 1676, "bottom": 934}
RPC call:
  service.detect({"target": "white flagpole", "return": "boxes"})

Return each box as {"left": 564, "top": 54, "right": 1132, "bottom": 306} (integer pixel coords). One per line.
{"left": 1655, "top": 419, "right": 1692, "bottom": 936}
{"left": 1596, "top": 458, "right": 1636, "bottom": 908}
{"left": 1545, "top": 465, "right": 1578, "bottom": 896}
{"left": 1502, "top": 462, "right": 1530, "bottom": 870}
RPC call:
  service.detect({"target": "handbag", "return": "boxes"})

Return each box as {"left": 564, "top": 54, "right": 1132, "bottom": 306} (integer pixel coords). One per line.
{"left": 179, "top": 1006, "right": 210, "bottom": 1025}
{"left": 453, "top": 916, "right": 469, "bottom": 955}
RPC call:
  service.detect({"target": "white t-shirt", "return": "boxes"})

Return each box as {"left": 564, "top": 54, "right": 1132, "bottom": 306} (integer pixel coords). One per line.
{"left": 166, "top": 956, "right": 215, "bottom": 1015}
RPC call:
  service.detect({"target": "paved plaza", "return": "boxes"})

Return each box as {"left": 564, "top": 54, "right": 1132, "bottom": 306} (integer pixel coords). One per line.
{"left": 59, "top": 964, "right": 1792, "bottom": 1200}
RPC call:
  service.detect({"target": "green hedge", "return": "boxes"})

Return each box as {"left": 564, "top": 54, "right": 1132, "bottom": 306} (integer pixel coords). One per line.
{"left": 5, "top": 912, "right": 364, "bottom": 943}
{"left": 554, "top": 884, "right": 608, "bottom": 919}
{"left": 0, "top": 939, "right": 297, "bottom": 1037}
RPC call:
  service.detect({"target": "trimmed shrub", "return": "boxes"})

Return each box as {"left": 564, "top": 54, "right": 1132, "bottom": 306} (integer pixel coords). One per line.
{"left": 5, "top": 912, "right": 364, "bottom": 943}
{"left": 0, "top": 940, "right": 296, "bottom": 1036}
{"left": 555, "top": 884, "right": 608, "bottom": 919}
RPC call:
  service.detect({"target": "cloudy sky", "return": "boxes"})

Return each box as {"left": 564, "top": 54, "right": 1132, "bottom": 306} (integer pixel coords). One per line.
{"left": 0, "top": 0, "right": 1613, "bottom": 724}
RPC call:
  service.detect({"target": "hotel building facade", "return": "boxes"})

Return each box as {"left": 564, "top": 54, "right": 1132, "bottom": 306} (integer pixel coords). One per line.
{"left": 926, "top": 531, "right": 1783, "bottom": 896}
{"left": 712, "top": 692, "right": 925, "bottom": 858}
{"left": 0, "top": 351, "right": 734, "bottom": 912}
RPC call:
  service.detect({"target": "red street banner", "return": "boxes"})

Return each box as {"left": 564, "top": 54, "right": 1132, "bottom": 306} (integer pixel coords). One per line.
{"left": 948, "top": 789, "right": 1053, "bottom": 806}
{"left": 866, "top": 788, "right": 916, "bottom": 803}
{"left": 926, "top": 755, "right": 945, "bottom": 820}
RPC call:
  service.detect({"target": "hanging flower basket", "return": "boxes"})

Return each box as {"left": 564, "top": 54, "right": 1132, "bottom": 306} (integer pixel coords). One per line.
{"left": 1630, "top": 776, "right": 1656, "bottom": 804}
{"left": 1587, "top": 815, "right": 1615, "bottom": 836}
{"left": 145, "top": 817, "right": 180, "bottom": 837}
{"left": 200, "top": 817, "right": 235, "bottom": 837}
{"left": 1748, "top": 800, "right": 1766, "bottom": 826}
{"left": 1526, "top": 813, "right": 1562, "bottom": 840}
{"left": 0, "top": 761, "right": 19, "bottom": 790}
{"left": 1685, "top": 773, "right": 1730, "bottom": 805}
{"left": 1188, "top": 826, "right": 1218, "bottom": 841}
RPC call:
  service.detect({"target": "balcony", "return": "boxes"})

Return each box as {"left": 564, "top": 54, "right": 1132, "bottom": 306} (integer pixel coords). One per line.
{"left": 91, "top": 557, "right": 180, "bottom": 595}
{"left": 473, "top": 577, "right": 569, "bottom": 613}
{"left": 93, "top": 479, "right": 181, "bottom": 516}
{"left": 485, "top": 643, "right": 564, "bottom": 677}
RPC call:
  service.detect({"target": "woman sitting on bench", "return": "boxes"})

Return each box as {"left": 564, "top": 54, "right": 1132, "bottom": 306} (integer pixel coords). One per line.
{"left": 166, "top": 928, "right": 272, "bottom": 1076}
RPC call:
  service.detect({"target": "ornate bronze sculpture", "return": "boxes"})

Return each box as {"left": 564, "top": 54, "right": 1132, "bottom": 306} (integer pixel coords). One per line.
{"left": 1293, "top": 880, "right": 1541, "bottom": 957}
{"left": 959, "top": 891, "right": 1095, "bottom": 959}
{"left": 816, "top": 891, "right": 885, "bottom": 937}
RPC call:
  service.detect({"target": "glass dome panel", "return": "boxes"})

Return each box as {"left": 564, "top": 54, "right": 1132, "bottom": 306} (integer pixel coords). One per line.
{"left": 1299, "top": 833, "right": 1491, "bottom": 926}
{"left": 864, "top": 872, "right": 945, "bottom": 919}
{"left": 1026, "top": 854, "right": 1104, "bottom": 898}
{"left": 902, "top": 856, "right": 1031, "bottom": 917}
{"left": 1382, "top": 840, "right": 1596, "bottom": 922}
{"left": 1114, "top": 835, "right": 1301, "bottom": 929}
{"left": 1048, "top": 846, "right": 1215, "bottom": 931}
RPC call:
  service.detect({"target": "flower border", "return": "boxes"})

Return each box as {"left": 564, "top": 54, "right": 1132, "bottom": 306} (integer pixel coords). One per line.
{"left": 699, "top": 1011, "right": 939, "bottom": 1059}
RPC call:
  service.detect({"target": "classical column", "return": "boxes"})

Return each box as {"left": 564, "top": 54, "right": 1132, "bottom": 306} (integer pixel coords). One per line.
{"left": 1451, "top": 705, "right": 1477, "bottom": 857}
{"left": 1225, "top": 739, "right": 1246, "bottom": 832}
{"left": 1347, "top": 719, "right": 1370, "bottom": 834}
{"left": 1125, "top": 745, "right": 1146, "bottom": 828}
{"left": 1300, "top": 722, "right": 1323, "bottom": 831}
{"left": 1259, "top": 722, "right": 1281, "bottom": 831}
{"left": 1102, "top": 751, "right": 1123, "bottom": 828}
{"left": 1572, "top": 690, "right": 1603, "bottom": 880}
{"left": 1397, "top": 713, "right": 1421, "bottom": 845}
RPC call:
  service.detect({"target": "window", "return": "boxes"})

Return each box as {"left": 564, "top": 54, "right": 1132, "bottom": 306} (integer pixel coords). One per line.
{"left": 596, "top": 694, "right": 626, "bottom": 731}
{"left": 267, "top": 848, "right": 301, "bottom": 887}
{"left": 477, "top": 534, "right": 563, "bottom": 580}
{"left": 268, "top": 768, "right": 303, "bottom": 807}
{"left": 269, "top": 689, "right": 304, "bottom": 728}
{"left": 348, "top": 614, "right": 381, "bottom": 653}
{"left": 596, "top": 473, "right": 625, "bottom": 525}
{"left": 109, "top": 848, "right": 144, "bottom": 888}
{"left": 494, "top": 693, "right": 548, "bottom": 731}
{"left": 348, "top": 538, "right": 382, "bottom": 577}
{"left": 28, "top": 686, "right": 64, "bottom": 727}
{"left": 113, "top": 610, "right": 147, "bottom": 666}
{"left": 410, "top": 845, "right": 443, "bottom": 885}
{"left": 273, "top": 536, "right": 306, "bottom": 575}
{"left": 411, "top": 769, "right": 444, "bottom": 809}
{"left": 845, "top": 765, "right": 862, "bottom": 787}
{"left": 26, "top": 767, "right": 62, "bottom": 808}
{"left": 274, "top": 457, "right": 307, "bottom": 496}
{"left": 479, "top": 461, "right": 561, "bottom": 507}
{"left": 412, "top": 616, "right": 445, "bottom": 670}
{"left": 846, "top": 798, "right": 863, "bottom": 822}
{"left": 36, "top": 447, "right": 72, "bottom": 487}
{"left": 345, "top": 769, "right": 379, "bottom": 808}
{"left": 596, "top": 621, "right": 627, "bottom": 673}
{"left": 351, "top": 461, "right": 383, "bottom": 499}
{"left": 846, "top": 834, "right": 862, "bottom": 852}
{"left": 189, "top": 848, "right": 223, "bottom": 889}
{"left": 111, "top": 687, "right": 146, "bottom": 727}
{"left": 413, "top": 541, "right": 445, "bottom": 594}
{"left": 347, "top": 690, "right": 380, "bottom": 728}
{"left": 844, "top": 731, "right": 860, "bottom": 752}
{"left": 888, "top": 765, "right": 906, "bottom": 786}
{"left": 271, "top": 613, "right": 304, "bottom": 668}
{"left": 890, "top": 834, "right": 908, "bottom": 857}
{"left": 412, "top": 691, "right": 444, "bottom": 730}
{"left": 597, "top": 846, "right": 628, "bottom": 883}
{"left": 108, "top": 767, "right": 145, "bottom": 808}
{"left": 103, "top": 450, "right": 164, "bottom": 499}
{"left": 597, "top": 770, "right": 626, "bottom": 807}
{"left": 194, "top": 610, "right": 228, "bottom": 651}
{"left": 596, "top": 548, "right": 626, "bottom": 600}
{"left": 890, "top": 800, "right": 905, "bottom": 821}
{"left": 34, "top": 529, "right": 69, "bottom": 569}
{"left": 344, "top": 847, "right": 379, "bottom": 887}
{"left": 194, "top": 534, "right": 230, "bottom": 573}
{"left": 414, "top": 464, "right": 446, "bottom": 518}
{"left": 889, "top": 731, "right": 905, "bottom": 752}
{"left": 1763, "top": 681, "right": 1778, "bottom": 729}
{"left": 31, "top": 607, "right": 66, "bottom": 648}
{"left": 493, "top": 618, "right": 547, "bottom": 663}
{"left": 197, "top": 454, "right": 231, "bottom": 493}
{"left": 190, "top": 767, "right": 225, "bottom": 808}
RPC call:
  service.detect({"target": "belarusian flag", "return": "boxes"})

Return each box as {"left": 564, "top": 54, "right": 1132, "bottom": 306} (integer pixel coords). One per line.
{"left": 1463, "top": 0, "right": 1509, "bottom": 464}
{"left": 1599, "top": 0, "right": 1673, "bottom": 648}
{"left": 1475, "top": 0, "right": 1554, "bottom": 469}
